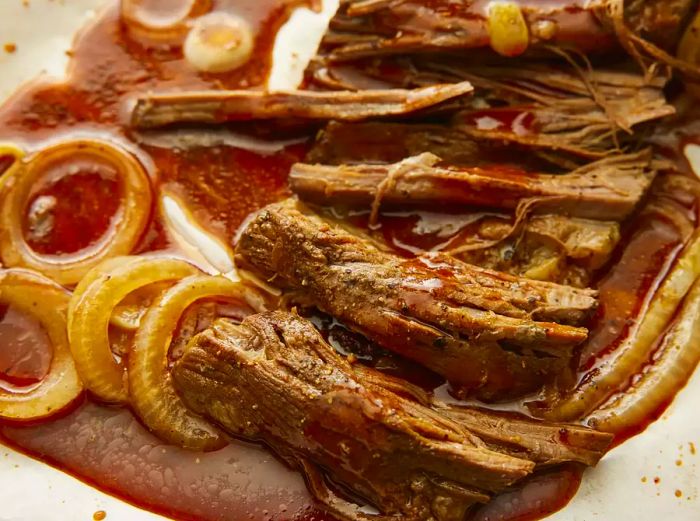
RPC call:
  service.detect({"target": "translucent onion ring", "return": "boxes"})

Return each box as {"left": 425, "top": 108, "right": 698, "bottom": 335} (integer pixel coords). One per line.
{"left": 121, "top": 0, "right": 212, "bottom": 45}
{"left": 547, "top": 231, "right": 700, "bottom": 421}
{"left": 0, "top": 143, "right": 24, "bottom": 180}
{"left": 587, "top": 277, "right": 700, "bottom": 433}
{"left": 0, "top": 139, "right": 153, "bottom": 286}
{"left": 68, "top": 256, "right": 199, "bottom": 404}
{"left": 129, "top": 274, "right": 262, "bottom": 450}
{"left": 0, "top": 269, "right": 83, "bottom": 421}
{"left": 67, "top": 256, "right": 148, "bottom": 331}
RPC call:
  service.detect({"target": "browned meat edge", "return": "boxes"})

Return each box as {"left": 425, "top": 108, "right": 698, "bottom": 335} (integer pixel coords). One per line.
{"left": 290, "top": 150, "right": 656, "bottom": 221}
{"left": 234, "top": 198, "right": 598, "bottom": 399}
{"left": 320, "top": 0, "right": 698, "bottom": 61}
{"left": 173, "top": 312, "right": 612, "bottom": 520}
{"left": 130, "top": 82, "right": 473, "bottom": 128}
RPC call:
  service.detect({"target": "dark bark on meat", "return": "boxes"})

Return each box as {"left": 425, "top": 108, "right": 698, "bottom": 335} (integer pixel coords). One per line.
{"left": 290, "top": 150, "right": 655, "bottom": 221}
{"left": 234, "top": 199, "right": 598, "bottom": 399}
{"left": 130, "top": 83, "right": 473, "bottom": 129}
{"left": 173, "top": 312, "right": 612, "bottom": 520}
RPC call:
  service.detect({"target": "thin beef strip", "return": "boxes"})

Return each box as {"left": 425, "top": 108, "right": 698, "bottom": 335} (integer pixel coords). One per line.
{"left": 234, "top": 198, "right": 598, "bottom": 399}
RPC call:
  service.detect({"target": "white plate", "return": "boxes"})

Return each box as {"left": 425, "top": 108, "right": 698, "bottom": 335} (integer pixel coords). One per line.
{"left": 0, "top": 2, "right": 698, "bottom": 520}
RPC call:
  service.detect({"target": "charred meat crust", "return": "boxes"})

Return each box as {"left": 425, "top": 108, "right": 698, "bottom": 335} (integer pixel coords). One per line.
{"left": 234, "top": 198, "right": 598, "bottom": 399}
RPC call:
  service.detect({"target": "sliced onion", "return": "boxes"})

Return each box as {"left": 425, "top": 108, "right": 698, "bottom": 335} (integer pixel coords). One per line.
{"left": 121, "top": 0, "right": 212, "bottom": 46}
{"left": 68, "top": 256, "right": 199, "bottom": 404}
{"left": 587, "top": 277, "right": 700, "bottom": 433}
{"left": 547, "top": 230, "right": 700, "bottom": 421}
{"left": 0, "top": 143, "right": 24, "bottom": 180}
{"left": 129, "top": 274, "right": 261, "bottom": 449}
{"left": 184, "top": 12, "right": 254, "bottom": 73}
{"left": 0, "top": 269, "right": 83, "bottom": 421}
{"left": 0, "top": 139, "right": 153, "bottom": 286}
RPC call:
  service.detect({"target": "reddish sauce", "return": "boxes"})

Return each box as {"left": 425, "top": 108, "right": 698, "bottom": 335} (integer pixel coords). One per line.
{"left": 0, "top": 2, "right": 330, "bottom": 520}
{"left": 0, "top": 2, "right": 697, "bottom": 521}
{"left": 24, "top": 170, "right": 122, "bottom": 255}
{"left": 0, "top": 305, "right": 52, "bottom": 387}
{"left": 470, "top": 465, "right": 584, "bottom": 521}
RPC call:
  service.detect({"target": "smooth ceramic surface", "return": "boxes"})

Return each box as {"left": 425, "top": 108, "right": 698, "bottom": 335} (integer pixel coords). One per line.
{"left": 0, "top": 1, "right": 698, "bottom": 520}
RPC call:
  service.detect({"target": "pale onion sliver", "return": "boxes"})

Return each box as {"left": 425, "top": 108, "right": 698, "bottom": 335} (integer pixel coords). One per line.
{"left": 587, "top": 277, "right": 700, "bottom": 432}
{"left": 68, "top": 256, "right": 199, "bottom": 404}
{"left": 184, "top": 12, "right": 254, "bottom": 73}
{"left": 548, "top": 229, "right": 700, "bottom": 421}
{"left": 0, "top": 269, "right": 83, "bottom": 420}
{"left": 129, "top": 274, "right": 260, "bottom": 450}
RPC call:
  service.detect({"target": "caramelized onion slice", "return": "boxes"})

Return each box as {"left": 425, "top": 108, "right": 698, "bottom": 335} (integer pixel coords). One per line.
{"left": 547, "top": 231, "right": 700, "bottom": 421}
{"left": 0, "top": 269, "right": 82, "bottom": 420}
{"left": 69, "top": 256, "right": 199, "bottom": 404}
{"left": 184, "top": 12, "right": 254, "bottom": 73}
{"left": 121, "top": 0, "right": 212, "bottom": 45}
{"left": 129, "top": 275, "right": 261, "bottom": 450}
{"left": 587, "top": 277, "right": 700, "bottom": 433}
{"left": 0, "top": 139, "right": 153, "bottom": 286}
{"left": 0, "top": 143, "right": 24, "bottom": 180}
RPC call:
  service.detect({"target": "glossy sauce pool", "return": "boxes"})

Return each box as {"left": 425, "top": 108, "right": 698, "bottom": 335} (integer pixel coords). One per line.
{"left": 0, "top": 2, "right": 696, "bottom": 521}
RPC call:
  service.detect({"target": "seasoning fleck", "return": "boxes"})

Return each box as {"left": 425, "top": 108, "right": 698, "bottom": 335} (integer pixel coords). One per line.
{"left": 4, "top": 43, "right": 17, "bottom": 54}
{"left": 93, "top": 510, "right": 107, "bottom": 521}
{"left": 675, "top": 490, "right": 683, "bottom": 498}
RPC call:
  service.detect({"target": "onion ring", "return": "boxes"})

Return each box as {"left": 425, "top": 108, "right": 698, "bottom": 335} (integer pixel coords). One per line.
{"left": 0, "top": 269, "right": 82, "bottom": 421}
{"left": 587, "top": 275, "right": 700, "bottom": 433}
{"left": 129, "top": 274, "right": 262, "bottom": 450}
{"left": 0, "top": 143, "right": 24, "bottom": 180}
{"left": 0, "top": 139, "right": 153, "bottom": 286}
{"left": 121, "top": 0, "right": 211, "bottom": 46}
{"left": 547, "top": 230, "right": 700, "bottom": 421}
{"left": 68, "top": 256, "right": 199, "bottom": 404}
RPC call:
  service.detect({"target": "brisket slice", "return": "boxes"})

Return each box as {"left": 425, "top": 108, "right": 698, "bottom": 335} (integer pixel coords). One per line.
{"left": 306, "top": 62, "right": 673, "bottom": 158}
{"left": 306, "top": 121, "right": 489, "bottom": 167}
{"left": 323, "top": 0, "right": 614, "bottom": 60}
{"left": 172, "top": 312, "right": 612, "bottom": 520}
{"left": 130, "top": 82, "right": 473, "bottom": 129}
{"left": 290, "top": 150, "right": 655, "bottom": 221}
{"left": 321, "top": 0, "right": 696, "bottom": 60}
{"left": 351, "top": 365, "right": 613, "bottom": 467}
{"left": 234, "top": 199, "right": 597, "bottom": 399}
